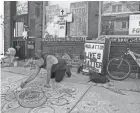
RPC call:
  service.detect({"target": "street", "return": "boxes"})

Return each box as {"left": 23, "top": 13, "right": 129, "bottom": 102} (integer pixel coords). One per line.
{"left": 1, "top": 67, "right": 140, "bottom": 113}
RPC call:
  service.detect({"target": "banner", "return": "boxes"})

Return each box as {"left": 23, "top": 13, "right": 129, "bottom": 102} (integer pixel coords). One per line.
{"left": 129, "top": 15, "right": 140, "bottom": 35}
{"left": 83, "top": 43, "right": 104, "bottom": 73}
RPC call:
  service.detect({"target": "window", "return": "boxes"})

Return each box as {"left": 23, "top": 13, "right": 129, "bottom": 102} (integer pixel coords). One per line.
{"left": 112, "top": 5, "right": 122, "bottom": 12}
{"left": 122, "top": 21, "right": 127, "bottom": 28}
{"left": 112, "top": 5, "right": 117, "bottom": 12}
{"left": 117, "top": 5, "right": 122, "bottom": 12}
{"left": 14, "top": 22, "right": 24, "bottom": 37}
{"left": 109, "top": 20, "right": 114, "bottom": 29}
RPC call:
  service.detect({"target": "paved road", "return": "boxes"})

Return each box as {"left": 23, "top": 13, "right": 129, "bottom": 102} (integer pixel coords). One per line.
{"left": 1, "top": 69, "right": 140, "bottom": 113}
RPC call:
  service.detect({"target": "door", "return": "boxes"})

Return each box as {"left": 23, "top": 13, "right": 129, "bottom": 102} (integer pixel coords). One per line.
{"left": 13, "top": 14, "right": 28, "bottom": 59}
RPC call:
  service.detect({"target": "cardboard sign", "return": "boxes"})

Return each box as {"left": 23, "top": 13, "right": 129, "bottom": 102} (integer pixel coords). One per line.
{"left": 129, "top": 15, "right": 140, "bottom": 35}
{"left": 83, "top": 43, "right": 104, "bottom": 73}
{"left": 58, "top": 21, "right": 66, "bottom": 37}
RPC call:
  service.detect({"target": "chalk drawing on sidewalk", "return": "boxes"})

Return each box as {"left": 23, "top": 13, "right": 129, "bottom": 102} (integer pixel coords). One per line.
{"left": 49, "top": 98, "right": 69, "bottom": 106}
{"left": 5, "top": 91, "right": 16, "bottom": 101}
{"left": 1, "top": 79, "right": 26, "bottom": 94}
{"left": 29, "top": 106, "right": 55, "bottom": 113}
{"left": 44, "top": 85, "right": 76, "bottom": 106}
{"left": 1, "top": 86, "right": 10, "bottom": 94}
{"left": 2, "top": 101, "right": 20, "bottom": 113}
{"left": 2, "top": 82, "right": 90, "bottom": 113}
{"left": 71, "top": 91, "right": 121, "bottom": 113}
{"left": 130, "top": 102, "right": 140, "bottom": 112}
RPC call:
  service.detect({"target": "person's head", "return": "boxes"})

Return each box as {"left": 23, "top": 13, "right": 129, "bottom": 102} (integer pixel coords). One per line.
{"left": 35, "top": 49, "right": 42, "bottom": 58}
{"left": 6, "top": 47, "right": 16, "bottom": 56}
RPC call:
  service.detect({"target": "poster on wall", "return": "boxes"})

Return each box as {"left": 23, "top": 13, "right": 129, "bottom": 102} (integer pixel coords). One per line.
{"left": 44, "top": 5, "right": 60, "bottom": 38}
{"left": 16, "top": 1, "right": 28, "bottom": 15}
{"left": 46, "top": 5, "right": 60, "bottom": 23}
{"left": 58, "top": 21, "right": 66, "bottom": 37}
{"left": 129, "top": 15, "right": 140, "bottom": 35}
{"left": 83, "top": 43, "right": 104, "bottom": 73}
{"left": 70, "top": 1, "right": 88, "bottom": 36}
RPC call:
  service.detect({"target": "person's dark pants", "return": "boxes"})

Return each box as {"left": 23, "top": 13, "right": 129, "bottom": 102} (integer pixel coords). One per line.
{"left": 50, "top": 58, "right": 71, "bottom": 82}
{"left": 51, "top": 69, "right": 66, "bottom": 82}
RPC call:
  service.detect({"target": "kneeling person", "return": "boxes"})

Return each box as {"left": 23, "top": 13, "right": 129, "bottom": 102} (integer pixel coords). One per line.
{"left": 20, "top": 50, "right": 71, "bottom": 88}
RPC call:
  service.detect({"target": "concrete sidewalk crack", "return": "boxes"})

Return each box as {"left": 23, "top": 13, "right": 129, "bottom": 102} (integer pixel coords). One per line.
{"left": 68, "top": 85, "right": 92, "bottom": 113}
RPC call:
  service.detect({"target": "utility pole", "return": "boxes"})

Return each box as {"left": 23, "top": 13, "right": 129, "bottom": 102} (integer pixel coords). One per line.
{"left": 98, "top": 1, "right": 102, "bottom": 38}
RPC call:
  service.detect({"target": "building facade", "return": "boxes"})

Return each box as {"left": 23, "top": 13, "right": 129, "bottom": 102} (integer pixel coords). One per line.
{"left": 4, "top": 1, "right": 100, "bottom": 59}
{"left": 101, "top": 1, "right": 140, "bottom": 35}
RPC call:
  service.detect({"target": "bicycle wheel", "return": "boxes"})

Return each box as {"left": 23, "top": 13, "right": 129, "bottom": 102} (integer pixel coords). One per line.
{"left": 107, "top": 57, "right": 131, "bottom": 81}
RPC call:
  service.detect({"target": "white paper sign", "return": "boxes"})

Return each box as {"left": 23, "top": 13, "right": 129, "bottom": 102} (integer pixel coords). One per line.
{"left": 129, "top": 15, "right": 140, "bottom": 35}
{"left": 83, "top": 43, "right": 104, "bottom": 73}
{"left": 54, "top": 13, "right": 72, "bottom": 22}
{"left": 58, "top": 21, "right": 66, "bottom": 37}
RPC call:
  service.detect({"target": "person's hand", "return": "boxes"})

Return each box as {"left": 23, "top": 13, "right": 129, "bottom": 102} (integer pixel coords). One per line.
{"left": 20, "top": 82, "right": 27, "bottom": 89}
{"left": 44, "top": 84, "right": 51, "bottom": 88}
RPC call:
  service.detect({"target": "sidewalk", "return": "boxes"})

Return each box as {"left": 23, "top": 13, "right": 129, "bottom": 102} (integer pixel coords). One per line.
{"left": 1, "top": 66, "right": 140, "bottom": 92}
{"left": 1, "top": 68, "right": 140, "bottom": 113}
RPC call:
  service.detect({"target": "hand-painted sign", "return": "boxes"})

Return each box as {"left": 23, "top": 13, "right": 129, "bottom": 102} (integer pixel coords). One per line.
{"left": 129, "top": 15, "right": 140, "bottom": 35}
{"left": 54, "top": 13, "right": 72, "bottom": 22}
{"left": 83, "top": 43, "right": 104, "bottom": 73}
{"left": 70, "top": 2, "right": 88, "bottom": 36}
{"left": 44, "top": 5, "right": 60, "bottom": 38}
{"left": 42, "top": 37, "right": 86, "bottom": 42}
{"left": 60, "top": 9, "right": 66, "bottom": 15}
{"left": 109, "top": 36, "right": 140, "bottom": 43}
{"left": 58, "top": 21, "right": 66, "bottom": 37}
{"left": 46, "top": 5, "right": 60, "bottom": 21}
